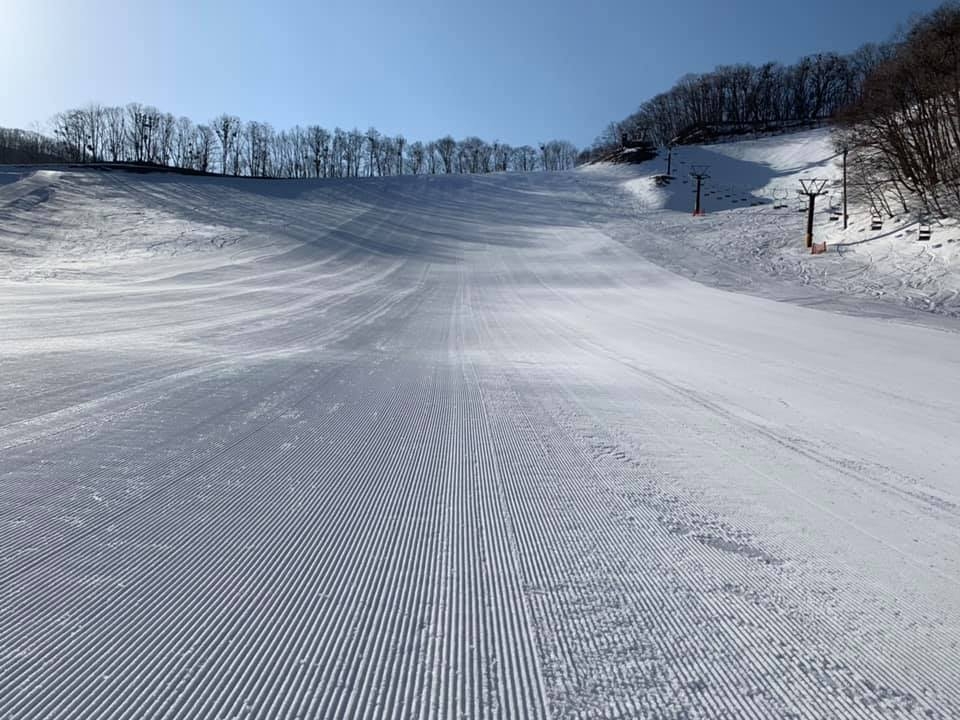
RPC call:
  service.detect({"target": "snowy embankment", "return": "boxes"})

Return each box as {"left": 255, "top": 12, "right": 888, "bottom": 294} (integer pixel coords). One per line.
{"left": 2, "top": 165, "right": 960, "bottom": 718}
{"left": 583, "top": 128, "right": 960, "bottom": 318}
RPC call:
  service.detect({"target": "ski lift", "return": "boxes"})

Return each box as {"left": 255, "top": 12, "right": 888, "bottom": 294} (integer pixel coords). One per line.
{"left": 772, "top": 188, "right": 788, "bottom": 209}
{"left": 828, "top": 193, "right": 840, "bottom": 221}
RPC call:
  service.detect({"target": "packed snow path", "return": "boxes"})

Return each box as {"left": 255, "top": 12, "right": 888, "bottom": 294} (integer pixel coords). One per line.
{"left": 2, "top": 168, "right": 960, "bottom": 719}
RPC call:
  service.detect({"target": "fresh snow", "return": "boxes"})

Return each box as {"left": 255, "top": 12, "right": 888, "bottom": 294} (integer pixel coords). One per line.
{"left": 2, "top": 145, "right": 960, "bottom": 718}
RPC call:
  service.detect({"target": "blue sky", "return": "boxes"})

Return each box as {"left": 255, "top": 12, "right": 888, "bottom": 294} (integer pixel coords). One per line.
{"left": 0, "top": 0, "right": 944, "bottom": 148}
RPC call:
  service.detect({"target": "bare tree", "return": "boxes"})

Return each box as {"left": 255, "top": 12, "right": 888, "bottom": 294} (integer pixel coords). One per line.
{"left": 492, "top": 142, "right": 512, "bottom": 172}
{"left": 513, "top": 145, "right": 539, "bottom": 172}
{"left": 408, "top": 141, "right": 425, "bottom": 175}
{"left": 195, "top": 124, "right": 215, "bottom": 172}
{"left": 425, "top": 141, "right": 439, "bottom": 174}
{"left": 436, "top": 135, "right": 456, "bottom": 174}
{"left": 366, "top": 127, "right": 381, "bottom": 177}
{"left": 307, "top": 125, "right": 331, "bottom": 178}
{"left": 51, "top": 110, "right": 87, "bottom": 161}
{"left": 174, "top": 116, "right": 196, "bottom": 168}
{"left": 212, "top": 114, "right": 241, "bottom": 175}
{"left": 395, "top": 135, "right": 405, "bottom": 176}
{"left": 347, "top": 129, "right": 364, "bottom": 178}
{"left": 83, "top": 104, "right": 105, "bottom": 161}
{"left": 103, "top": 106, "right": 126, "bottom": 161}
{"left": 330, "top": 128, "right": 347, "bottom": 178}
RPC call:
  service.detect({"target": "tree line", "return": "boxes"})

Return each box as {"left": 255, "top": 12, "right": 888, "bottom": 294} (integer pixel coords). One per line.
{"left": 835, "top": 3, "right": 960, "bottom": 219}
{"left": 587, "top": 44, "right": 896, "bottom": 157}
{"left": 0, "top": 127, "right": 71, "bottom": 164}
{"left": 4, "top": 104, "right": 578, "bottom": 178}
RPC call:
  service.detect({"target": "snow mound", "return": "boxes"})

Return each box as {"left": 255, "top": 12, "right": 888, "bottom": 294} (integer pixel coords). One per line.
{"left": 0, "top": 169, "right": 284, "bottom": 281}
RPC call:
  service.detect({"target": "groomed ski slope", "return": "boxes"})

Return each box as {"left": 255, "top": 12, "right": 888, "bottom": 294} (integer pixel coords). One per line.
{"left": 2, "top": 157, "right": 960, "bottom": 719}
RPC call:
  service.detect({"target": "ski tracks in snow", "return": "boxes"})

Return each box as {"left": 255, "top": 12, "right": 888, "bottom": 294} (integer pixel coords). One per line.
{"left": 3, "top": 168, "right": 960, "bottom": 718}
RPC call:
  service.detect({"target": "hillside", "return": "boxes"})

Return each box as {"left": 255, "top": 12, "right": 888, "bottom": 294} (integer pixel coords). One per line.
{"left": 583, "top": 127, "right": 960, "bottom": 319}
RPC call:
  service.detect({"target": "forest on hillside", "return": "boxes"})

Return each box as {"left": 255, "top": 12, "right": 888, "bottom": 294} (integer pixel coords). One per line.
{"left": 0, "top": 127, "right": 75, "bottom": 165}
{"left": 836, "top": 4, "right": 960, "bottom": 219}
{"left": 590, "top": 2, "right": 960, "bottom": 220}
{"left": 586, "top": 44, "right": 893, "bottom": 158}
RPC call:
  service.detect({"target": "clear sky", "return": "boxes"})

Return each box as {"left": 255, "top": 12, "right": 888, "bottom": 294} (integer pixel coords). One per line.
{"left": 0, "top": 0, "right": 945, "bottom": 148}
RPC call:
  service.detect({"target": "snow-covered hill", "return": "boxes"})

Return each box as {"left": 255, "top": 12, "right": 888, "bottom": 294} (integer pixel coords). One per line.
{"left": 2, "top": 162, "right": 960, "bottom": 718}
{"left": 585, "top": 128, "right": 960, "bottom": 317}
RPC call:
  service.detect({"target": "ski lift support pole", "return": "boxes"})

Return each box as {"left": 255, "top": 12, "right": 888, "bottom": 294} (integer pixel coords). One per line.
{"left": 691, "top": 164, "right": 710, "bottom": 216}
{"left": 799, "top": 178, "right": 828, "bottom": 248}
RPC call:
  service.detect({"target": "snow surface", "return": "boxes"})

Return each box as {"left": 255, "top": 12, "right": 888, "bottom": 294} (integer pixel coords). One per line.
{"left": 592, "top": 128, "right": 960, "bottom": 319}
{"left": 2, "top": 153, "right": 960, "bottom": 718}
